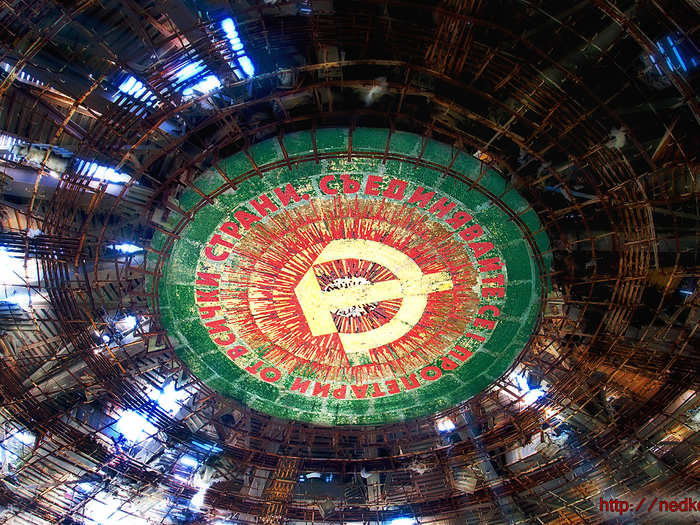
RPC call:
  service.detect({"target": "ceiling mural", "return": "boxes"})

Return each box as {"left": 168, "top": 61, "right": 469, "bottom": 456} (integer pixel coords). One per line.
{"left": 0, "top": 1, "right": 697, "bottom": 522}
{"left": 154, "top": 129, "right": 548, "bottom": 424}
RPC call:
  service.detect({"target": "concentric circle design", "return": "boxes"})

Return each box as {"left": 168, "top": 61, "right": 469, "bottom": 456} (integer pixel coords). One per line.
{"left": 154, "top": 129, "right": 548, "bottom": 425}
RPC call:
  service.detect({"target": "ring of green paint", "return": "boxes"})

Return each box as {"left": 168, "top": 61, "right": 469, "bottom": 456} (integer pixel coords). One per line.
{"left": 150, "top": 129, "right": 550, "bottom": 425}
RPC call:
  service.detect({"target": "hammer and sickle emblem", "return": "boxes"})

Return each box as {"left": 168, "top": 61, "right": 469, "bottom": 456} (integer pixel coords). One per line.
{"left": 294, "top": 239, "right": 453, "bottom": 355}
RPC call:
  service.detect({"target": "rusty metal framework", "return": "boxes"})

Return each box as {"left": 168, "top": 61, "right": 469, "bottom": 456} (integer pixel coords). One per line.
{"left": 0, "top": 0, "right": 697, "bottom": 524}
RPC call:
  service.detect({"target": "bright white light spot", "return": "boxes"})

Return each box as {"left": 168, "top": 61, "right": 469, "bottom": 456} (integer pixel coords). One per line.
{"left": 117, "top": 75, "right": 154, "bottom": 107}
{"left": 96, "top": 166, "right": 130, "bottom": 184}
{"left": 131, "top": 83, "right": 144, "bottom": 97}
{"left": 14, "top": 430, "right": 35, "bottom": 446}
{"left": 220, "top": 17, "right": 254, "bottom": 78}
{"left": 389, "top": 518, "right": 417, "bottom": 525}
{"left": 523, "top": 388, "right": 545, "bottom": 405}
{"left": 436, "top": 417, "right": 456, "bottom": 432}
{"left": 189, "top": 485, "right": 209, "bottom": 510}
{"left": 1, "top": 288, "right": 31, "bottom": 311}
{"left": 119, "top": 76, "right": 136, "bottom": 93}
{"left": 0, "top": 428, "right": 35, "bottom": 471}
{"left": 514, "top": 373, "right": 529, "bottom": 392}
{"left": 176, "top": 61, "right": 205, "bottom": 83}
{"left": 121, "top": 315, "right": 137, "bottom": 331}
{"left": 77, "top": 160, "right": 131, "bottom": 184}
{"left": 0, "top": 63, "right": 44, "bottom": 86}
{"left": 0, "top": 133, "right": 19, "bottom": 149}
{"left": 199, "top": 74, "right": 222, "bottom": 92}
{"left": 77, "top": 481, "right": 95, "bottom": 493}
{"left": 221, "top": 18, "right": 237, "bottom": 38}
{"left": 148, "top": 382, "right": 189, "bottom": 415}
{"left": 238, "top": 56, "right": 255, "bottom": 77}
{"left": 115, "top": 410, "right": 157, "bottom": 442}
{"left": 189, "top": 474, "right": 212, "bottom": 511}
{"left": 183, "top": 74, "right": 222, "bottom": 98}
{"left": 0, "top": 133, "right": 23, "bottom": 162}
{"left": 0, "top": 248, "right": 30, "bottom": 286}
{"left": 113, "top": 314, "right": 138, "bottom": 335}
{"left": 0, "top": 249, "right": 35, "bottom": 310}
{"left": 14, "top": 292, "right": 31, "bottom": 311}
{"left": 112, "top": 243, "right": 142, "bottom": 254}
{"left": 179, "top": 455, "right": 199, "bottom": 468}
{"left": 512, "top": 372, "right": 545, "bottom": 406}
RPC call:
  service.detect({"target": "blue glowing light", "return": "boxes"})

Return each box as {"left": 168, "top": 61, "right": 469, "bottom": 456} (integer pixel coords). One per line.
{"left": 221, "top": 18, "right": 238, "bottom": 39}
{"left": 298, "top": 1, "right": 313, "bottom": 15}
{"left": 221, "top": 17, "right": 255, "bottom": 78}
{"left": 238, "top": 56, "right": 255, "bottom": 77}
{"left": 513, "top": 372, "right": 546, "bottom": 405}
{"left": 388, "top": 518, "right": 417, "bottom": 525}
{"left": 76, "top": 160, "right": 131, "bottom": 184}
{"left": 118, "top": 76, "right": 137, "bottom": 93}
{"left": 118, "top": 75, "right": 154, "bottom": 105}
{"left": 191, "top": 440, "right": 223, "bottom": 454}
{"left": 651, "top": 36, "right": 697, "bottom": 75}
{"left": 112, "top": 243, "right": 142, "bottom": 254}
{"left": 176, "top": 61, "right": 206, "bottom": 83}
{"left": 182, "top": 74, "right": 222, "bottom": 97}
{"left": 175, "top": 61, "right": 222, "bottom": 98}
{"left": 1, "top": 62, "right": 45, "bottom": 86}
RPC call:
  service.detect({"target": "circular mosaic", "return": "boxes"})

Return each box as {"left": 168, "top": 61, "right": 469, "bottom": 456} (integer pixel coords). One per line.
{"left": 152, "top": 129, "right": 549, "bottom": 425}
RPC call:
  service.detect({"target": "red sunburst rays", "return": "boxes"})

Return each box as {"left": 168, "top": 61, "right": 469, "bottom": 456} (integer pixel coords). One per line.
{"left": 220, "top": 196, "right": 478, "bottom": 384}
